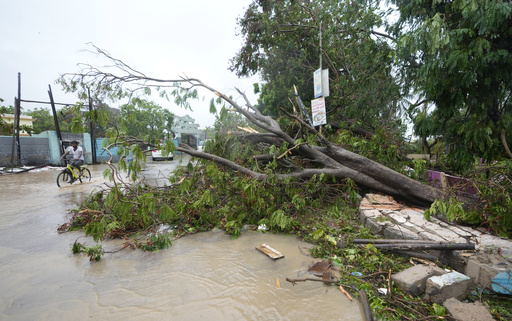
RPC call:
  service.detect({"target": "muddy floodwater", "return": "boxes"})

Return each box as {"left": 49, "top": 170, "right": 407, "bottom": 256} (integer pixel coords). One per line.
{"left": 0, "top": 159, "right": 363, "bottom": 320}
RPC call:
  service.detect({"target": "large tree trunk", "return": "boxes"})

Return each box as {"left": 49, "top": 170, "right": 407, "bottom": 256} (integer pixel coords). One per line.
{"left": 173, "top": 82, "right": 448, "bottom": 206}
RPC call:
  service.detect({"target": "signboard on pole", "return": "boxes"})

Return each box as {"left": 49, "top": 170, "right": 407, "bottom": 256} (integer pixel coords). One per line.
{"left": 311, "top": 97, "right": 327, "bottom": 126}
{"left": 313, "top": 68, "right": 329, "bottom": 98}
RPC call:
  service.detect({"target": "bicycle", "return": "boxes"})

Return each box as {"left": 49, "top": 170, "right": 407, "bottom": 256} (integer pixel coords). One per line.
{"left": 56, "top": 160, "right": 92, "bottom": 187}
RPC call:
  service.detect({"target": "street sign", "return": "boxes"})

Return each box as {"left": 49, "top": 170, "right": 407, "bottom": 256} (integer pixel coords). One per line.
{"left": 314, "top": 68, "right": 329, "bottom": 98}
{"left": 311, "top": 97, "right": 327, "bottom": 126}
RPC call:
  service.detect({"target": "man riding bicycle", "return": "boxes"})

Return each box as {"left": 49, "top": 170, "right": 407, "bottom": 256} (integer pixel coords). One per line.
{"left": 60, "top": 140, "right": 85, "bottom": 167}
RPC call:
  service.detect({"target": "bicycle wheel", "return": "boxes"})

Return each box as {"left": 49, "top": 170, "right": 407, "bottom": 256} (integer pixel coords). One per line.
{"left": 79, "top": 168, "right": 92, "bottom": 183}
{"left": 56, "top": 171, "right": 72, "bottom": 187}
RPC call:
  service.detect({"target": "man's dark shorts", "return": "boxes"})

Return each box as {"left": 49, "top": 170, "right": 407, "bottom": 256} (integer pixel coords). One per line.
{"left": 71, "top": 159, "right": 84, "bottom": 167}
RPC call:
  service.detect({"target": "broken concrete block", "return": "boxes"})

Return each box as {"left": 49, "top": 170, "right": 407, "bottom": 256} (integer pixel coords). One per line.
{"left": 391, "top": 264, "right": 446, "bottom": 296}
{"left": 465, "top": 253, "right": 512, "bottom": 295}
{"left": 443, "top": 297, "right": 494, "bottom": 321}
{"left": 425, "top": 271, "right": 473, "bottom": 304}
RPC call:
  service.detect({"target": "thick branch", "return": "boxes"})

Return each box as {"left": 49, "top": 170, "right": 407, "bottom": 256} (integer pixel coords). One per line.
{"left": 501, "top": 128, "right": 512, "bottom": 159}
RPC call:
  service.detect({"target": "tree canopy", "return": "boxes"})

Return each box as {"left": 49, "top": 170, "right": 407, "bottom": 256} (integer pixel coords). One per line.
{"left": 119, "top": 98, "right": 174, "bottom": 142}
{"left": 231, "top": 0, "right": 512, "bottom": 171}
{"left": 0, "top": 98, "right": 15, "bottom": 135}
{"left": 231, "top": 0, "right": 403, "bottom": 134}
{"left": 391, "top": 0, "right": 512, "bottom": 169}
{"left": 25, "top": 107, "right": 54, "bottom": 134}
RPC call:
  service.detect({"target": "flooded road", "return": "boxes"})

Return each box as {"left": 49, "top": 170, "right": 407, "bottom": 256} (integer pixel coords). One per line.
{"left": 0, "top": 158, "right": 363, "bottom": 320}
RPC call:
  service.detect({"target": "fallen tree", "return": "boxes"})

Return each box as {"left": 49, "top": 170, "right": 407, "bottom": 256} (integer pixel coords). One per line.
{"left": 58, "top": 46, "right": 453, "bottom": 207}
{"left": 175, "top": 87, "right": 444, "bottom": 206}
{"left": 57, "top": 47, "right": 512, "bottom": 321}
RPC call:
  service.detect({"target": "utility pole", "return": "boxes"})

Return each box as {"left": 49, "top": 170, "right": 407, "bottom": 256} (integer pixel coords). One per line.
{"left": 10, "top": 73, "right": 22, "bottom": 167}
{"left": 319, "top": 21, "right": 323, "bottom": 134}
{"left": 48, "top": 85, "right": 65, "bottom": 156}
{"left": 319, "top": 21, "right": 322, "bottom": 88}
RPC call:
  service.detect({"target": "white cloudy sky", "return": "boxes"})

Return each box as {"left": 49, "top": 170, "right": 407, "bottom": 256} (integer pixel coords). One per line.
{"left": 0, "top": 0, "right": 260, "bottom": 128}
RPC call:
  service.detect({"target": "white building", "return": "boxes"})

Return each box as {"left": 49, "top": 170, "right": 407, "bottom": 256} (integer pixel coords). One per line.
{"left": 171, "top": 115, "right": 202, "bottom": 137}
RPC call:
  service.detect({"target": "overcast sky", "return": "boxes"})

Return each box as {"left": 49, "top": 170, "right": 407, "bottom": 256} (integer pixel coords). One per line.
{"left": 0, "top": 0, "right": 260, "bottom": 129}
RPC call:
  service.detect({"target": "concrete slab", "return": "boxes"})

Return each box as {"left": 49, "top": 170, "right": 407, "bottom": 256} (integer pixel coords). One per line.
{"left": 391, "top": 264, "right": 446, "bottom": 296}
{"left": 383, "top": 225, "right": 420, "bottom": 240}
{"left": 475, "top": 235, "right": 512, "bottom": 258}
{"left": 418, "top": 231, "right": 448, "bottom": 242}
{"left": 387, "top": 213, "right": 407, "bottom": 224}
{"left": 425, "top": 271, "right": 473, "bottom": 304}
{"left": 437, "top": 222, "right": 474, "bottom": 238}
{"left": 419, "top": 221, "right": 467, "bottom": 243}
{"left": 443, "top": 297, "right": 494, "bottom": 321}
{"left": 359, "top": 209, "right": 382, "bottom": 220}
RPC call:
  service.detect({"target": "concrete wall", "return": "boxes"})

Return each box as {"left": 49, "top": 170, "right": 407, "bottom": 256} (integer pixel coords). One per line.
{"left": 1, "top": 131, "right": 127, "bottom": 166}
{"left": 95, "top": 138, "right": 121, "bottom": 163}
{"left": 0, "top": 135, "right": 50, "bottom": 166}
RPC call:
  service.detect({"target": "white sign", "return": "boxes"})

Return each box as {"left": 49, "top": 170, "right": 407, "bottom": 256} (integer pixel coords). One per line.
{"left": 311, "top": 97, "right": 327, "bottom": 126}
{"left": 313, "top": 68, "right": 329, "bottom": 98}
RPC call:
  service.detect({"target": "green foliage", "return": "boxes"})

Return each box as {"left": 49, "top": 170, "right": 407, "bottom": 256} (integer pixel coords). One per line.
{"left": 269, "top": 210, "right": 293, "bottom": 230}
{"left": 25, "top": 107, "right": 55, "bottom": 134}
{"left": 0, "top": 98, "right": 34, "bottom": 136}
{"left": 61, "top": 137, "right": 364, "bottom": 257}
{"left": 424, "top": 197, "right": 466, "bottom": 222}
{"left": 138, "top": 233, "right": 172, "bottom": 252}
{"left": 0, "top": 99, "right": 16, "bottom": 135}
{"left": 331, "top": 126, "right": 409, "bottom": 172}
{"left": 424, "top": 160, "right": 512, "bottom": 237}
{"left": 71, "top": 241, "right": 103, "bottom": 262}
{"left": 392, "top": 0, "right": 512, "bottom": 170}
{"left": 119, "top": 98, "right": 174, "bottom": 142}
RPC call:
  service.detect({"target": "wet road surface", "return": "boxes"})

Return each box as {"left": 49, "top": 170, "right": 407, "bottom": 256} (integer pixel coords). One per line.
{"left": 0, "top": 157, "right": 363, "bottom": 320}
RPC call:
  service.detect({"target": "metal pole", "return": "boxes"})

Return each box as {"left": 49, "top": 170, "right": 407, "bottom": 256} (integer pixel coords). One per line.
{"left": 319, "top": 22, "right": 323, "bottom": 134}
{"left": 16, "top": 73, "right": 22, "bottom": 164}
{"left": 319, "top": 21, "right": 322, "bottom": 73}
{"left": 88, "top": 87, "right": 97, "bottom": 164}
{"left": 48, "top": 85, "right": 65, "bottom": 156}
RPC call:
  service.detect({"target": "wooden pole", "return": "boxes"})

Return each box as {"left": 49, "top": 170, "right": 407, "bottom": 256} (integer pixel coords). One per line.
{"left": 359, "top": 289, "right": 374, "bottom": 321}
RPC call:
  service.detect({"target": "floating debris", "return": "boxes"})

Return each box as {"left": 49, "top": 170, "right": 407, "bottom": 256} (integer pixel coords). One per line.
{"left": 308, "top": 260, "right": 333, "bottom": 280}
{"left": 256, "top": 243, "right": 284, "bottom": 260}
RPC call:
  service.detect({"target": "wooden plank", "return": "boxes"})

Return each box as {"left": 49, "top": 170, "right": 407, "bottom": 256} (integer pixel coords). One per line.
{"left": 308, "top": 261, "right": 331, "bottom": 277}
{"left": 256, "top": 243, "right": 284, "bottom": 260}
